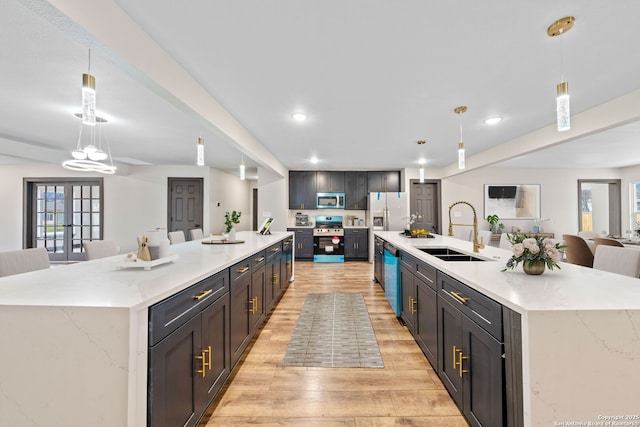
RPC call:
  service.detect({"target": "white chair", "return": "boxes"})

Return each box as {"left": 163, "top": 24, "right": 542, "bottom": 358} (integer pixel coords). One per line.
{"left": 593, "top": 245, "right": 640, "bottom": 278}
{"left": 499, "top": 233, "right": 513, "bottom": 250}
{"left": 189, "top": 229, "right": 204, "bottom": 240}
{"left": 168, "top": 230, "right": 186, "bottom": 245}
{"left": 83, "top": 240, "right": 118, "bottom": 260}
{"left": 451, "top": 227, "right": 472, "bottom": 241}
{"left": 0, "top": 247, "right": 51, "bottom": 277}
{"left": 476, "top": 230, "right": 492, "bottom": 247}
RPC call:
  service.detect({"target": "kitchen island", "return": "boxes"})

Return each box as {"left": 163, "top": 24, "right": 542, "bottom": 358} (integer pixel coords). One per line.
{"left": 0, "top": 231, "right": 293, "bottom": 427}
{"left": 375, "top": 231, "right": 640, "bottom": 427}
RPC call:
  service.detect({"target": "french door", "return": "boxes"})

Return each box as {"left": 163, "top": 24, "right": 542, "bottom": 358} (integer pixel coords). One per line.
{"left": 25, "top": 178, "right": 104, "bottom": 262}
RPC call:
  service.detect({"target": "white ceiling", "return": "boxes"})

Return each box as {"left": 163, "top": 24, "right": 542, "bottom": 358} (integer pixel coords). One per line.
{"left": 2, "top": 0, "right": 640, "bottom": 177}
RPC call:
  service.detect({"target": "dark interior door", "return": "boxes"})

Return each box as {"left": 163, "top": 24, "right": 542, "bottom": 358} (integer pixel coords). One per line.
{"left": 410, "top": 180, "right": 440, "bottom": 233}
{"left": 168, "top": 178, "right": 203, "bottom": 240}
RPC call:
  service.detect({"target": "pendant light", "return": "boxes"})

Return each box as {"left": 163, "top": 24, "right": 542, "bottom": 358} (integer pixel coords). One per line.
{"left": 196, "top": 137, "right": 204, "bottom": 166}
{"left": 63, "top": 50, "right": 116, "bottom": 174}
{"left": 454, "top": 106, "right": 467, "bottom": 169}
{"left": 239, "top": 156, "right": 246, "bottom": 180}
{"left": 548, "top": 16, "right": 575, "bottom": 132}
{"left": 82, "top": 50, "right": 96, "bottom": 126}
{"left": 419, "top": 162, "right": 425, "bottom": 183}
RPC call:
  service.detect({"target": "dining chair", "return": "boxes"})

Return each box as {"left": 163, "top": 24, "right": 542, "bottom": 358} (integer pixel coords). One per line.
{"left": 477, "top": 230, "right": 492, "bottom": 247}
{"left": 593, "top": 245, "right": 640, "bottom": 278}
{"left": 562, "top": 234, "right": 594, "bottom": 268}
{"left": 0, "top": 247, "right": 51, "bottom": 277}
{"left": 593, "top": 237, "right": 624, "bottom": 249}
{"left": 189, "top": 228, "right": 204, "bottom": 240}
{"left": 499, "top": 233, "right": 513, "bottom": 250}
{"left": 168, "top": 230, "right": 186, "bottom": 245}
{"left": 451, "top": 227, "right": 472, "bottom": 241}
{"left": 84, "top": 240, "right": 118, "bottom": 260}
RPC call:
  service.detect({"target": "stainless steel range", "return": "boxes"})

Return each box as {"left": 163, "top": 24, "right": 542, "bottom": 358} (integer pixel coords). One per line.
{"left": 313, "top": 215, "right": 344, "bottom": 262}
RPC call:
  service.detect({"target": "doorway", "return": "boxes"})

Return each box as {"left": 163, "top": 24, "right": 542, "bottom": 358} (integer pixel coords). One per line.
{"left": 409, "top": 180, "right": 441, "bottom": 234}
{"left": 578, "top": 179, "right": 621, "bottom": 237}
{"left": 24, "top": 178, "right": 104, "bottom": 262}
{"left": 167, "top": 178, "right": 203, "bottom": 240}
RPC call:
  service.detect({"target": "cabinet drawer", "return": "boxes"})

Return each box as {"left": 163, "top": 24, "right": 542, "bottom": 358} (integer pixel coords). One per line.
{"left": 251, "top": 250, "right": 267, "bottom": 271}
{"left": 400, "top": 252, "right": 417, "bottom": 271}
{"left": 438, "top": 272, "right": 503, "bottom": 340}
{"left": 266, "top": 242, "right": 281, "bottom": 261}
{"left": 149, "top": 269, "right": 229, "bottom": 346}
{"left": 415, "top": 260, "right": 436, "bottom": 291}
{"left": 231, "top": 258, "right": 252, "bottom": 282}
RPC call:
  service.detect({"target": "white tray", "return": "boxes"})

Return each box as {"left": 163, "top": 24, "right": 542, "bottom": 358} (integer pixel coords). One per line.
{"left": 117, "top": 254, "right": 178, "bottom": 270}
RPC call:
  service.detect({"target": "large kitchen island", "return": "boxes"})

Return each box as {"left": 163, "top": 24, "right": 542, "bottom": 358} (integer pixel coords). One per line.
{"left": 375, "top": 231, "right": 640, "bottom": 427}
{"left": 0, "top": 231, "right": 293, "bottom": 427}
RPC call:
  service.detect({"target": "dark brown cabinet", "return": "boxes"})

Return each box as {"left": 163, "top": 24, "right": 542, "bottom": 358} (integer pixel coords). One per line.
{"left": 281, "top": 236, "right": 293, "bottom": 283}
{"left": 344, "top": 171, "right": 368, "bottom": 210}
{"left": 265, "top": 242, "right": 282, "bottom": 313}
{"left": 289, "top": 171, "right": 316, "bottom": 209}
{"left": 148, "top": 270, "right": 230, "bottom": 427}
{"left": 229, "top": 258, "right": 253, "bottom": 368}
{"left": 316, "top": 171, "right": 345, "bottom": 193}
{"left": 367, "top": 171, "right": 400, "bottom": 193}
{"left": 344, "top": 228, "right": 368, "bottom": 260}
{"left": 437, "top": 272, "right": 504, "bottom": 427}
{"left": 288, "top": 228, "right": 314, "bottom": 260}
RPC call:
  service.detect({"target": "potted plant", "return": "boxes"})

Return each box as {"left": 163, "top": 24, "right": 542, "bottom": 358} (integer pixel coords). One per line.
{"left": 225, "top": 210, "right": 241, "bottom": 240}
{"left": 486, "top": 214, "right": 500, "bottom": 233}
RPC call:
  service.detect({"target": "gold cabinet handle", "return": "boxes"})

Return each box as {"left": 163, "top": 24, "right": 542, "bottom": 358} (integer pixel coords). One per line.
{"left": 255, "top": 257, "right": 265, "bottom": 262}
{"left": 237, "top": 266, "right": 249, "bottom": 273}
{"left": 252, "top": 296, "right": 258, "bottom": 314}
{"left": 248, "top": 298, "right": 254, "bottom": 313}
{"left": 193, "top": 289, "right": 213, "bottom": 300}
{"left": 203, "top": 345, "right": 212, "bottom": 371}
{"left": 273, "top": 273, "right": 279, "bottom": 287}
{"left": 195, "top": 351, "right": 207, "bottom": 378}
{"left": 453, "top": 345, "right": 460, "bottom": 369}
{"left": 450, "top": 291, "right": 469, "bottom": 304}
{"left": 458, "top": 350, "right": 469, "bottom": 378}
{"left": 271, "top": 247, "right": 280, "bottom": 252}
{"left": 408, "top": 297, "right": 417, "bottom": 314}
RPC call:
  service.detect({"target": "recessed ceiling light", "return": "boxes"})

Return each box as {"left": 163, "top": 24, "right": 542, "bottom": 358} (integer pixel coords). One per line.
{"left": 310, "top": 156, "right": 318, "bottom": 164}
{"left": 484, "top": 116, "right": 503, "bottom": 125}
{"left": 291, "top": 112, "right": 308, "bottom": 122}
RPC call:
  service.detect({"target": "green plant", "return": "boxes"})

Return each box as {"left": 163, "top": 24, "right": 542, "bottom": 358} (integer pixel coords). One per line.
{"left": 224, "top": 210, "right": 242, "bottom": 233}
{"left": 486, "top": 214, "right": 499, "bottom": 227}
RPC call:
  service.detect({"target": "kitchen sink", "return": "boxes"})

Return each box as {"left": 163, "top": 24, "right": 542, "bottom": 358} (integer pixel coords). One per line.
{"left": 419, "top": 247, "right": 487, "bottom": 262}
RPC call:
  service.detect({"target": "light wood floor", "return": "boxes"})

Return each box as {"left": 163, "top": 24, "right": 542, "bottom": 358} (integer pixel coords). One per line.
{"left": 204, "top": 261, "right": 468, "bottom": 426}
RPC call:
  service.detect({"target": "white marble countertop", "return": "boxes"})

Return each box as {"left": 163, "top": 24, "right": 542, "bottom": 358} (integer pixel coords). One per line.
{"left": 0, "top": 231, "right": 292, "bottom": 310}
{"left": 375, "top": 231, "right": 640, "bottom": 313}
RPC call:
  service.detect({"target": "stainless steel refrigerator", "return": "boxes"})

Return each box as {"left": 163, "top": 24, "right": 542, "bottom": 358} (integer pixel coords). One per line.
{"left": 368, "top": 192, "right": 408, "bottom": 260}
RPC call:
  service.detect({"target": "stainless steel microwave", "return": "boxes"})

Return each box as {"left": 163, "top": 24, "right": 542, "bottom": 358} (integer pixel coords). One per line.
{"left": 316, "top": 192, "right": 345, "bottom": 209}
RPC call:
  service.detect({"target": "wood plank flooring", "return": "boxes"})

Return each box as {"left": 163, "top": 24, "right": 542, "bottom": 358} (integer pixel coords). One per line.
{"left": 203, "top": 261, "right": 468, "bottom": 426}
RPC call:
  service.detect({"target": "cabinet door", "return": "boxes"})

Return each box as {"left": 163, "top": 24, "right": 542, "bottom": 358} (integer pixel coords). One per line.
{"left": 345, "top": 171, "right": 368, "bottom": 210}
{"left": 148, "top": 314, "right": 202, "bottom": 427}
{"left": 200, "top": 293, "right": 230, "bottom": 407}
{"left": 344, "top": 232, "right": 356, "bottom": 259}
{"left": 400, "top": 263, "right": 416, "bottom": 333}
{"left": 355, "top": 231, "right": 368, "bottom": 258}
{"left": 300, "top": 233, "right": 315, "bottom": 259}
{"left": 289, "top": 171, "right": 316, "bottom": 209}
{"left": 437, "top": 295, "right": 464, "bottom": 408}
{"left": 281, "top": 237, "right": 293, "bottom": 285}
{"left": 367, "top": 171, "right": 400, "bottom": 193}
{"left": 250, "top": 266, "right": 266, "bottom": 332}
{"left": 229, "top": 274, "right": 252, "bottom": 368}
{"left": 415, "top": 277, "right": 438, "bottom": 368}
{"left": 462, "top": 316, "right": 504, "bottom": 427}
{"left": 316, "top": 171, "right": 345, "bottom": 193}
{"left": 384, "top": 171, "right": 400, "bottom": 192}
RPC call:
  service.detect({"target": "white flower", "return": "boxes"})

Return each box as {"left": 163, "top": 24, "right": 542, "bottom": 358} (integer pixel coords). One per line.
{"left": 546, "top": 247, "right": 561, "bottom": 263}
{"left": 522, "top": 238, "right": 538, "bottom": 250}
{"left": 528, "top": 244, "right": 540, "bottom": 255}
{"left": 544, "top": 238, "right": 556, "bottom": 248}
{"left": 512, "top": 243, "right": 525, "bottom": 257}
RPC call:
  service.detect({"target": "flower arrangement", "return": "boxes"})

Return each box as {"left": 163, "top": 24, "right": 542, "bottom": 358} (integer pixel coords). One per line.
{"left": 502, "top": 233, "right": 565, "bottom": 272}
{"left": 224, "top": 210, "right": 241, "bottom": 233}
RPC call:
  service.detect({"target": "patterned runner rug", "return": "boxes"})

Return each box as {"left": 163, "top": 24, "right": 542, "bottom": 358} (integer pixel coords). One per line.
{"left": 282, "top": 292, "right": 384, "bottom": 368}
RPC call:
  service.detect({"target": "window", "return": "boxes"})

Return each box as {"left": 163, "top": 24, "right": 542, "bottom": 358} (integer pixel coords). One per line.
{"left": 24, "top": 178, "right": 104, "bottom": 262}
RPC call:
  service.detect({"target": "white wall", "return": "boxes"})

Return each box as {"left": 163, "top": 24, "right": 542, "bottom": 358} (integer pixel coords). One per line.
{"left": 208, "top": 168, "right": 251, "bottom": 234}
{"left": 256, "top": 167, "right": 287, "bottom": 232}
{"left": 0, "top": 163, "right": 212, "bottom": 253}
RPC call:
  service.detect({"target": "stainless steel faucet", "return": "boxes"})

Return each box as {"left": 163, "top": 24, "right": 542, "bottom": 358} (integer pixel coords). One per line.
{"left": 448, "top": 201, "right": 484, "bottom": 253}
